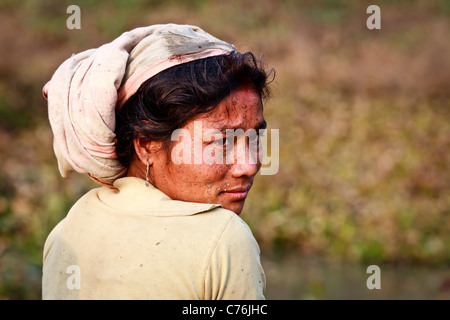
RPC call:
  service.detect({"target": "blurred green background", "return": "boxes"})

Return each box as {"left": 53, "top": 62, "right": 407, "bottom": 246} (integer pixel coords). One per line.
{"left": 0, "top": 0, "right": 449, "bottom": 299}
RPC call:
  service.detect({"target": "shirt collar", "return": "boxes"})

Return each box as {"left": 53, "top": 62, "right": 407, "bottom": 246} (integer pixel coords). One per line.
{"left": 96, "top": 177, "right": 222, "bottom": 217}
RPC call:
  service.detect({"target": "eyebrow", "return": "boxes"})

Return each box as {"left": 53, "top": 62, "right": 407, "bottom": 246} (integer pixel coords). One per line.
{"left": 219, "top": 119, "right": 267, "bottom": 134}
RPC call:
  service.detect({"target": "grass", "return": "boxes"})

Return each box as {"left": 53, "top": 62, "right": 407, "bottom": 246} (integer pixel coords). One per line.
{"left": 0, "top": 0, "right": 449, "bottom": 299}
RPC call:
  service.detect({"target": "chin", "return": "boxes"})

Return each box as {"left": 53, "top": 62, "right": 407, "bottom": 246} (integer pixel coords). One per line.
{"left": 223, "top": 202, "right": 244, "bottom": 215}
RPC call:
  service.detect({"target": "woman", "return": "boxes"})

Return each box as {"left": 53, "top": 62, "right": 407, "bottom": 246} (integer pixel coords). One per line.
{"left": 42, "top": 24, "right": 274, "bottom": 299}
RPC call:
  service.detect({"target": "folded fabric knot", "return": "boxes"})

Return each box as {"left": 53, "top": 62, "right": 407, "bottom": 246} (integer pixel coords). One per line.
{"left": 43, "top": 24, "right": 236, "bottom": 186}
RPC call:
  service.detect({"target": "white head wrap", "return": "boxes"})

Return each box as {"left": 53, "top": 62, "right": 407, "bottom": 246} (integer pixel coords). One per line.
{"left": 42, "top": 24, "right": 236, "bottom": 186}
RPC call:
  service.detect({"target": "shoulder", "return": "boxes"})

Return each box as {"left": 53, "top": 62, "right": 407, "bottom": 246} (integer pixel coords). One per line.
{"left": 203, "top": 207, "right": 258, "bottom": 250}
{"left": 214, "top": 208, "right": 260, "bottom": 256}
{"left": 194, "top": 207, "right": 261, "bottom": 267}
{"left": 203, "top": 208, "right": 265, "bottom": 299}
{"left": 219, "top": 209, "right": 257, "bottom": 245}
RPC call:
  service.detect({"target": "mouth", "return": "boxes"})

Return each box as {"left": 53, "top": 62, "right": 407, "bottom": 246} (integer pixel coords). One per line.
{"left": 219, "top": 185, "right": 252, "bottom": 201}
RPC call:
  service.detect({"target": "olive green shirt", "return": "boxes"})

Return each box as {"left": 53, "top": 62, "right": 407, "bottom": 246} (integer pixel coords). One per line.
{"left": 42, "top": 177, "right": 265, "bottom": 299}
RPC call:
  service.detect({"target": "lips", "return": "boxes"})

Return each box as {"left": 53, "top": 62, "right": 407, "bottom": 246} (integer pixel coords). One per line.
{"left": 220, "top": 185, "right": 252, "bottom": 201}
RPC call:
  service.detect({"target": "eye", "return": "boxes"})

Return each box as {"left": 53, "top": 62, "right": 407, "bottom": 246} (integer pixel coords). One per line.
{"left": 210, "top": 135, "right": 234, "bottom": 148}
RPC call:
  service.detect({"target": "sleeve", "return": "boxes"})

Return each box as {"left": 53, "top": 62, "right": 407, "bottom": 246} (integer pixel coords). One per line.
{"left": 204, "top": 214, "right": 266, "bottom": 300}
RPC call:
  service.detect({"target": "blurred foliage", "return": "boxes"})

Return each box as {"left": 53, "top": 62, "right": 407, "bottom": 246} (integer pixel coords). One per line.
{"left": 0, "top": 0, "right": 449, "bottom": 299}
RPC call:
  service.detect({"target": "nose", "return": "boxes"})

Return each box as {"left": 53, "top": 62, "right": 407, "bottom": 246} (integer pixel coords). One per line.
{"left": 231, "top": 162, "right": 259, "bottom": 178}
{"left": 230, "top": 138, "right": 261, "bottom": 178}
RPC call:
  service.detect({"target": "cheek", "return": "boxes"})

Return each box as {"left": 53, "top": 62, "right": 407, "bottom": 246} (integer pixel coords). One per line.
{"left": 171, "top": 163, "right": 229, "bottom": 194}
{"left": 164, "top": 133, "right": 230, "bottom": 200}
{"left": 168, "top": 165, "right": 225, "bottom": 202}
{"left": 188, "top": 163, "right": 228, "bottom": 185}
{"left": 171, "top": 136, "right": 228, "bottom": 183}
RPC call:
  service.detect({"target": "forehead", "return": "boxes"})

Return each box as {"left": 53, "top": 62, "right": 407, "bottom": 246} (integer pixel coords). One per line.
{"left": 198, "top": 88, "right": 264, "bottom": 129}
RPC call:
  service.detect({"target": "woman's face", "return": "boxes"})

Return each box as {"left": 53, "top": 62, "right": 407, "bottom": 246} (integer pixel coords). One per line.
{"left": 150, "top": 87, "right": 266, "bottom": 214}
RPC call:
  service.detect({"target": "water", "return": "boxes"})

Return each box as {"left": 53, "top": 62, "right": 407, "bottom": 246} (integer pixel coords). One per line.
{"left": 261, "top": 250, "right": 450, "bottom": 300}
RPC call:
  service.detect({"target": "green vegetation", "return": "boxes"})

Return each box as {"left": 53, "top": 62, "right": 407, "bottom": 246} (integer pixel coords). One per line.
{"left": 0, "top": 0, "right": 449, "bottom": 299}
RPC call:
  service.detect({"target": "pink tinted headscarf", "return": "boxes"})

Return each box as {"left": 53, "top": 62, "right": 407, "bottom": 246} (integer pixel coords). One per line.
{"left": 43, "top": 24, "right": 236, "bottom": 186}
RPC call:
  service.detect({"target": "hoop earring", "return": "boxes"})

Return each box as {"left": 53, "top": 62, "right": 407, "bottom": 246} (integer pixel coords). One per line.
{"left": 145, "top": 159, "right": 150, "bottom": 187}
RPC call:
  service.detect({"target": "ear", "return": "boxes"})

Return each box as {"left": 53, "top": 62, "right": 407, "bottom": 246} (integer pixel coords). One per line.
{"left": 133, "top": 138, "right": 164, "bottom": 166}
